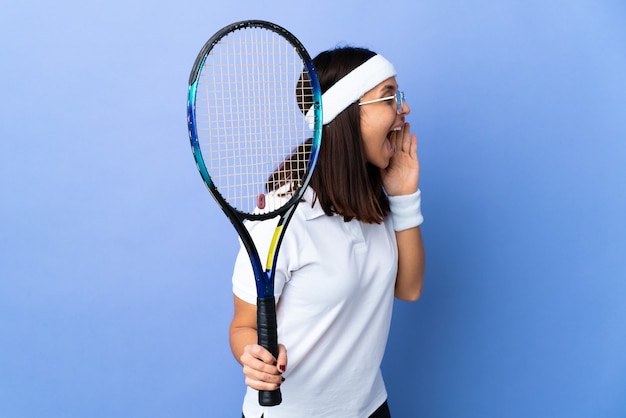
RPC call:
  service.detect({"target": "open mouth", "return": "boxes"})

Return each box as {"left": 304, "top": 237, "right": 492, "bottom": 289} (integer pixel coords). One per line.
{"left": 385, "top": 132, "right": 394, "bottom": 155}
{"left": 386, "top": 125, "right": 403, "bottom": 155}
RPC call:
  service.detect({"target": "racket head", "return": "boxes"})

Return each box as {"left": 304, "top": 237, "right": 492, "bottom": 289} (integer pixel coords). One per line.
{"left": 187, "top": 20, "right": 322, "bottom": 221}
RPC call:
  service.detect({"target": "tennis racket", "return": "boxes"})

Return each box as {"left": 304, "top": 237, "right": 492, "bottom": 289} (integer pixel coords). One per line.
{"left": 186, "top": 20, "right": 322, "bottom": 406}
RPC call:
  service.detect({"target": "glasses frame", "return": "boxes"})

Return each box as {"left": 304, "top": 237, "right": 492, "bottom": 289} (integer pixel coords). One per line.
{"left": 358, "top": 90, "right": 405, "bottom": 113}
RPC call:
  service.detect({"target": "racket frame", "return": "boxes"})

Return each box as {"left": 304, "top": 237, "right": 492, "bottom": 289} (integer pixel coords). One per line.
{"left": 186, "top": 19, "right": 322, "bottom": 406}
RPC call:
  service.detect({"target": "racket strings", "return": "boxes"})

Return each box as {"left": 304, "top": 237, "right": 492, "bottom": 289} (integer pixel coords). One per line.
{"left": 195, "top": 27, "right": 316, "bottom": 215}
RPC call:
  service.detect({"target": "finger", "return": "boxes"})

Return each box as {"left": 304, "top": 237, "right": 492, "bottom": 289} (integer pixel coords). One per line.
{"left": 240, "top": 344, "right": 280, "bottom": 375}
{"left": 276, "top": 344, "right": 288, "bottom": 374}
{"left": 243, "top": 369, "right": 285, "bottom": 391}
{"left": 244, "top": 344, "right": 276, "bottom": 365}
{"left": 241, "top": 344, "right": 285, "bottom": 391}
{"left": 242, "top": 359, "right": 285, "bottom": 382}
{"left": 411, "top": 133, "right": 418, "bottom": 158}
{"left": 401, "top": 122, "right": 412, "bottom": 152}
{"left": 240, "top": 352, "right": 276, "bottom": 374}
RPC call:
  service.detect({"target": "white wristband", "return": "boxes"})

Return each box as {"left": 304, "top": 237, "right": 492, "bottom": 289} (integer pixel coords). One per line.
{"left": 388, "top": 189, "right": 424, "bottom": 231}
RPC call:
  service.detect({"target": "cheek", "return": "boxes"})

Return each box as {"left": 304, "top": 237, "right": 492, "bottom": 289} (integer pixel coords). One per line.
{"left": 359, "top": 110, "right": 395, "bottom": 164}
{"left": 361, "top": 118, "right": 389, "bottom": 148}
{"left": 360, "top": 108, "right": 394, "bottom": 137}
{"left": 360, "top": 130, "right": 391, "bottom": 168}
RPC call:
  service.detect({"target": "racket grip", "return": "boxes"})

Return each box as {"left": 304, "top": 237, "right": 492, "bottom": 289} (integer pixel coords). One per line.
{"left": 257, "top": 296, "right": 282, "bottom": 406}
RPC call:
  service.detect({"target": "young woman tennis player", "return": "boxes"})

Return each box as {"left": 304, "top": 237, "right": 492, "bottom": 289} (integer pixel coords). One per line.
{"left": 230, "top": 46, "right": 425, "bottom": 418}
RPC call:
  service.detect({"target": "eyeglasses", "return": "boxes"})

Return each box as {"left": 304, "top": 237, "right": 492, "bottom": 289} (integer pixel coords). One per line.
{"left": 358, "top": 91, "right": 406, "bottom": 114}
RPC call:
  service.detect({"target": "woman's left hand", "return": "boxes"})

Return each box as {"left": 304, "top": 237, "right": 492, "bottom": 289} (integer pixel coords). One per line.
{"left": 382, "top": 122, "right": 420, "bottom": 196}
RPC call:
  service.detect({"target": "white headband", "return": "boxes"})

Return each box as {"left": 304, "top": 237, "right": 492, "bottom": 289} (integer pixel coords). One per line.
{"left": 306, "top": 54, "right": 397, "bottom": 128}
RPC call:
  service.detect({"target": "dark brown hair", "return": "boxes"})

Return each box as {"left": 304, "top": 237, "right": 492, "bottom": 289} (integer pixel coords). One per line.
{"left": 267, "top": 46, "right": 390, "bottom": 223}
{"left": 309, "top": 46, "right": 389, "bottom": 223}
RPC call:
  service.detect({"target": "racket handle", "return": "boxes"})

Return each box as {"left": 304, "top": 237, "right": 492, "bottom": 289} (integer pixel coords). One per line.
{"left": 257, "top": 296, "right": 282, "bottom": 406}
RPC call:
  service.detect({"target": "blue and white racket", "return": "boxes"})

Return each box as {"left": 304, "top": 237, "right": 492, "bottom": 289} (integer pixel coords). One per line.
{"left": 187, "top": 20, "right": 322, "bottom": 406}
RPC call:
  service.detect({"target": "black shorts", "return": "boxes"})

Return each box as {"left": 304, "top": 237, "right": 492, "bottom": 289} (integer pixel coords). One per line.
{"left": 242, "top": 399, "right": 391, "bottom": 418}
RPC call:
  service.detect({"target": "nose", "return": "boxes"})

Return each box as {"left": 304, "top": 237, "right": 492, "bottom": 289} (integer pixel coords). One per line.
{"left": 399, "top": 100, "right": 410, "bottom": 115}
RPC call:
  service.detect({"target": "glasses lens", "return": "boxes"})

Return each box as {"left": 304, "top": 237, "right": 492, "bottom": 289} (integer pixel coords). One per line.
{"left": 396, "top": 91, "right": 405, "bottom": 113}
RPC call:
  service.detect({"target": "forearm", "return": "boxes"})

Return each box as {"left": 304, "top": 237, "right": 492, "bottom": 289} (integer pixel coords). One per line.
{"left": 394, "top": 225, "right": 425, "bottom": 301}
{"left": 388, "top": 189, "right": 425, "bottom": 301}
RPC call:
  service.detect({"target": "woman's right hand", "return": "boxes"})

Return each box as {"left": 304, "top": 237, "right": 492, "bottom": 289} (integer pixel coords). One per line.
{"left": 240, "top": 343, "right": 288, "bottom": 391}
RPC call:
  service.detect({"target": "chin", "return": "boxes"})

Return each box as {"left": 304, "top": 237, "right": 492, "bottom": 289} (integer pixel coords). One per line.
{"left": 377, "top": 157, "right": 391, "bottom": 170}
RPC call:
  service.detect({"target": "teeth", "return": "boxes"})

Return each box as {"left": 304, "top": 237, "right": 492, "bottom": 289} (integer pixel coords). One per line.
{"left": 392, "top": 127, "right": 402, "bottom": 131}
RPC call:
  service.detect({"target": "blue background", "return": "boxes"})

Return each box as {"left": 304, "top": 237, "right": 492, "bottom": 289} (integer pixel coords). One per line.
{"left": 1, "top": 1, "right": 625, "bottom": 417}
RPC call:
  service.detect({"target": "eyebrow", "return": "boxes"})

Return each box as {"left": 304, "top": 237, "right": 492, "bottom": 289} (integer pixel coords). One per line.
{"left": 379, "top": 84, "right": 397, "bottom": 96}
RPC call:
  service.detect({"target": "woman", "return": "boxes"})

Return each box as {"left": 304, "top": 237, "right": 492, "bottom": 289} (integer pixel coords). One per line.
{"left": 230, "top": 46, "right": 425, "bottom": 418}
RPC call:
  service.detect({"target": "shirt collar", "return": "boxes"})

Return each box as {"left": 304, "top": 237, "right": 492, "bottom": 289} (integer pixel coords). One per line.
{"left": 299, "top": 187, "right": 327, "bottom": 221}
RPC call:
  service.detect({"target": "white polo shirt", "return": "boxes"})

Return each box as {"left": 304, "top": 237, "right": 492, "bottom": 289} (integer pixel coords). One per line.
{"left": 232, "top": 188, "right": 398, "bottom": 418}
